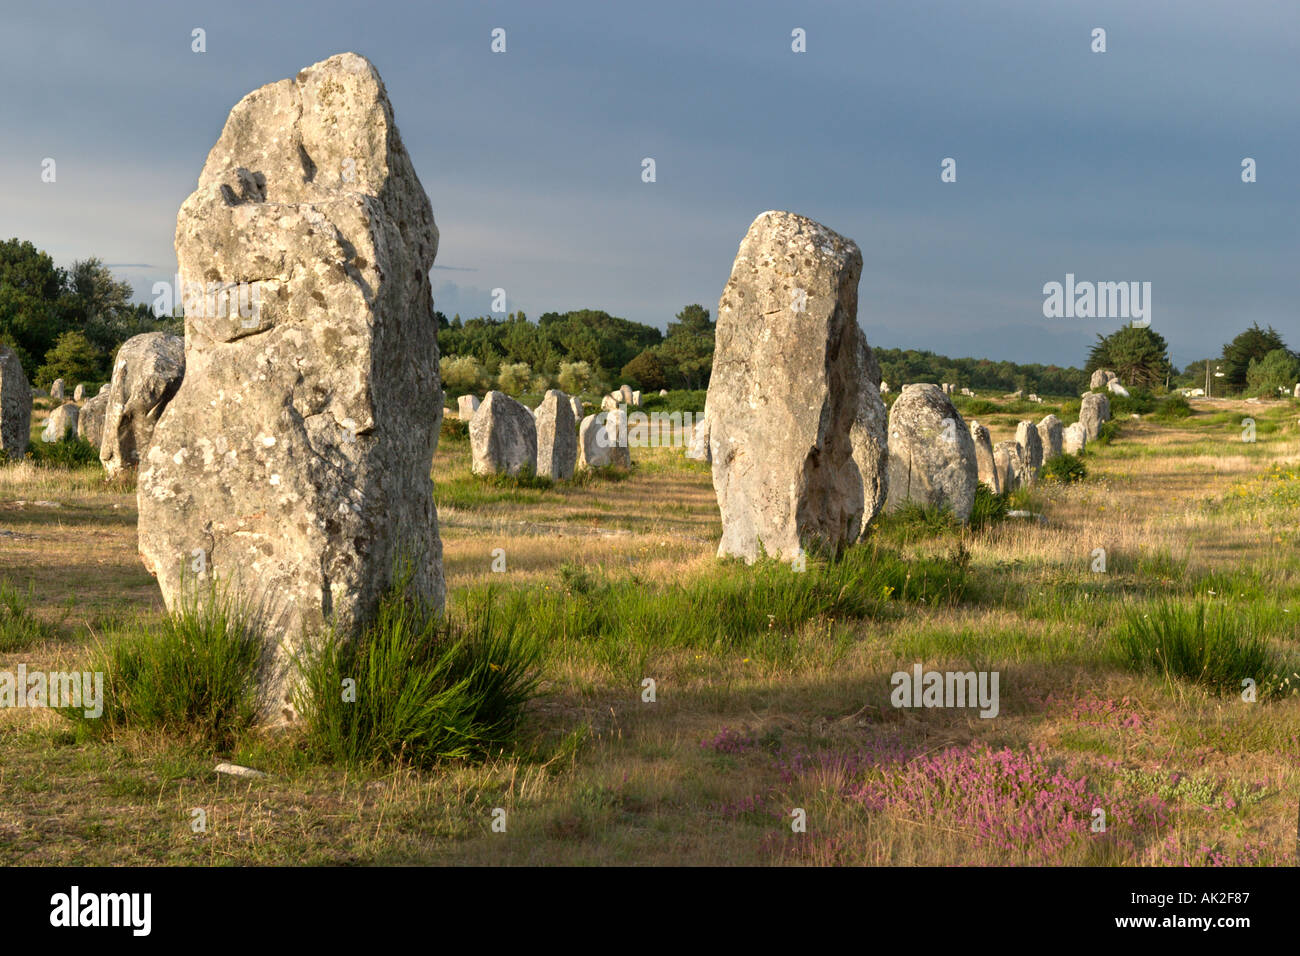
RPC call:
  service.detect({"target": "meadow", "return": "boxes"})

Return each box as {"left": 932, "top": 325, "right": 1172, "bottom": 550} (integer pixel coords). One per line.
{"left": 0, "top": 392, "right": 1296, "bottom": 866}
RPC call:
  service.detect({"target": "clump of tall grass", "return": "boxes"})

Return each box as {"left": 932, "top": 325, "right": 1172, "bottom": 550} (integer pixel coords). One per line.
{"left": 26, "top": 434, "right": 100, "bottom": 467}
{"left": 70, "top": 587, "right": 265, "bottom": 748}
{"left": 0, "top": 578, "right": 58, "bottom": 651}
{"left": 470, "top": 544, "right": 967, "bottom": 677}
{"left": 295, "top": 565, "right": 541, "bottom": 768}
{"left": 968, "top": 485, "right": 1008, "bottom": 531}
{"left": 1041, "top": 452, "right": 1086, "bottom": 484}
{"left": 1116, "top": 601, "right": 1286, "bottom": 696}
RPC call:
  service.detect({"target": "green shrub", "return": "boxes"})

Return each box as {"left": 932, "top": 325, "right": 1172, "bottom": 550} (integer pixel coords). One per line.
{"left": 875, "top": 503, "right": 959, "bottom": 543}
{"left": 296, "top": 565, "right": 541, "bottom": 768}
{"left": 1108, "top": 388, "right": 1157, "bottom": 416}
{"left": 440, "top": 414, "right": 470, "bottom": 442}
{"left": 1092, "top": 420, "right": 1121, "bottom": 447}
{"left": 968, "top": 485, "right": 1008, "bottom": 531}
{"left": 1116, "top": 602, "right": 1284, "bottom": 696}
{"left": 0, "top": 579, "right": 58, "bottom": 651}
{"left": 1152, "top": 394, "right": 1193, "bottom": 421}
{"left": 638, "top": 389, "right": 706, "bottom": 414}
{"left": 1041, "top": 453, "right": 1087, "bottom": 484}
{"left": 27, "top": 434, "right": 99, "bottom": 467}
{"left": 70, "top": 587, "right": 265, "bottom": 748}
{"left": 960, "top": 399, "right": 998, "bottom": 416}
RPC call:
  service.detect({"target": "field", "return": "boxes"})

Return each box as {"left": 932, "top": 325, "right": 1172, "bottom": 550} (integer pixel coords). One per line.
{"left": 1, "top": 394, "right": 1297, "bottom": 866}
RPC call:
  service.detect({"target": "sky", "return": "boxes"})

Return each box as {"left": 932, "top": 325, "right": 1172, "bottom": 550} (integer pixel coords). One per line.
{"left": 1, "top": 0, "right": 1296, "bottom": 369}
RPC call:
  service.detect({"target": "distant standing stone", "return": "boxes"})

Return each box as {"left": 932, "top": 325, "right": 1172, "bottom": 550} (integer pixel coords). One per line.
{"left": 42, "top": 402, "right": 80, "bottom": 443}
{"left": 686, "top": 414, "right": 710, "bottom": 463}
{"left": 601, "top": 393, "right": 619, "bottom": 412}
{"left": 619, "top": 384, "right": 634, "bottom": 405}
{"left": 1015, "top": 420, "right": 1043, "bottom": 482}
{"left": 969, "top": 421, "right": 1000, "bottom": 495}
{"left": 1036, "top": 414, "right": 1063, "bottom": 461}
{"left": 73, "top": 383, "right": 86, "bottom": 402}
{"left": 1079, "top": 392, "right": 1110, "bottom": 441}
{"left": 0, "top": 345, "right": 33, "bottom": 461}
{"left": 78, "top": 388, "right": 110, "bottom": 451}
{"left": 458, "top": 394, "right": 480, "bottom": 419}
{"left": 992, "top": 440, "right": 1024, "bottom": 494}
{"left": 49, "top": 378, "right": 65, "bottom": 400}
{"left": 1063, "top": 421, "right": 1087, "bottom": 455}
{"left": 470, "top": 391, "right": 538, "bottom": 476}
{"left": 568, "top": 395, "right": 584, "bottom": 422}
{"left": 535, "top": 389, "right": 577, "bottom": 480}
{"left": 885, "top": 384, "right": 978, "bottom": 522}
{"left": 101, "top": 332, "right": 185, "bottom": 478}
{"left": 578, "top": 410, "right": 630, "bottom": 469}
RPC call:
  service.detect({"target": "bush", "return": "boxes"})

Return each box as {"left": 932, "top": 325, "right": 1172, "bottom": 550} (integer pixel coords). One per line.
{"left": 440, "top": 415, "right": 469, "bottom": 442}
{"left": 1107, "top": 388, "right": 1157, "bottom": 416}
{"left": 26, "top": 434, "right": 100, "bottom": 467}
{"left": 296, "top": 564, "right": 541, "bottom": 767}
{"left": 968, "top": 484, "right": 1008, "bottom": 531}
{"left": 1041, "top": 453, "right": 1087, "bottom": 484}
{"left": 1117, "top": 602, "right": 1284, "bottom": 696}
{"left": 0, "top": 578, "right": 58, "bottom": 651}
{"left": 1092, "top": 420, "right": 1121, "bottom": 447}
{"left": 1152, "top": 394, "right": 1193, "bottom": 421}
{"left": 69, "top": 587, "right": 265, "bottom": 748}
{"left": 638, "top": 389, "right": 706, "bottom": 414}
{"left": 961, "top": 399, "right": 998, "bottom": 416}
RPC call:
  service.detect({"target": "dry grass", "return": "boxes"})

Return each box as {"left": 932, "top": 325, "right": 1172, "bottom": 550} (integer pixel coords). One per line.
{"left": 1, "top": 395, "right": 1297, "bottom": 865}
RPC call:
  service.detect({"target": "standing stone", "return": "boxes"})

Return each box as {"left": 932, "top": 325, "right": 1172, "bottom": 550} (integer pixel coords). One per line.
{"left": 101, "top": 332, "right": 185, "bottom": 478}
{"left": 631, "top": 390, "right": 641, "bottom": 406}
{"left": 1292, "top": 383, "right": 1300, "bottom": 399}
{"left": 1036, "top": 414, "right": 1063, "bottom": 461}
{"left": 457, "top": 394, "right": 480, "bottom": 419}
{"left": 1079, "top": 392, "right": 1110, "bottom": 441}
{"left": 535, "top": 389, "right": 577, "bottom": 480}
{"left": 0, "top": 345, "right": 33, "bottom": 461}
{"left": 78, "top": 389, "right": 111, "bottom": 451}
{"left": 470, "top": 390, "right": 537, "bottom": 476}
{"left": 73, "top": 383, "right": 86, "bottom": 402}
{"left": 619, "top": 384, "right": 634, "bottom": 405}
{"left": 686, "top": 414, "right": 711, "bottom": 463}
{"left": 1063, "top": 422, "right": 1088, "bottom": 455}
{"left": 658, "top": 389, "right": 668, "bottom": 397}
{"left": 969, "top": 421, "right": 1000, "bottom": 495}
{"left": 42, "top": 402, "right": 80, "bottom": 443}
{"left": 1015, "top": 420, "right": 1043, "bottom": 482}
{"left": 993, "top": 440, "right": 1024, "bottom": 493}
{"left": 578, "top": 410, "right": 630, "bottom": 469}
{"left": 137, "top": 53, "right": 445, "bottom": 723}
{"left": 1089, "top": 368, "right": 1117, "bottom": 390}
{"left": 568, "top": 395, "right": 584, "bottom": 422}
{"left": 885, "top": 384, "right": 979, "bottom": 522}
{"left": 601, "top": 393, "right": 619, "bottom": 412}
{"left": 850, "top": 331, "right": 889, "bottom": 535}
{"left": 708, "top": 211, "right": 868, "bottom": 562}
{"left": 50, "top": 378, "right": 65, "bottom": 400}
{"left": 1107, "top": 380, "right": 1130, "bottom": 398}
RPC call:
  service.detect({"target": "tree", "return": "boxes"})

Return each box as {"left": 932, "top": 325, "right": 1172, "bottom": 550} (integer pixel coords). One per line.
{"left": 36, "top": 330, "right": 103, "bottom": 389}
{"left": 0, "top": 238, "right": 65, "bottom": 378}
{"left": 659, "top": 304, "right": 714, "bottom": 390}
{"left": 1086, "top": 326, "right": 1171, "bottom": 388}
{"left": 496, "top": 361, "right": 531, "bottom": 395}
{"left": 621, "top": 349, "right": 669, "bottom": 391}
{"left": 1222, "top": 323, "right": 1288, "bottom": 392}
{"left": 557, "top": 360, "right": 593, "bottom": 395}
{"left": 439, "top": 354, "right": 490, "bottom": 393}
{"left": 1245, "top": 348, "right": 1300, "bottom": 397}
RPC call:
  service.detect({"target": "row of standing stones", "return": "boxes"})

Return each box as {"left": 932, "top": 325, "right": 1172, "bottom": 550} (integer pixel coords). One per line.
{"left": 2, "top": 53, "right": 1114, "bottom": 725}
{"left": 0, "top": 331, "right": 186, "bottom": 478}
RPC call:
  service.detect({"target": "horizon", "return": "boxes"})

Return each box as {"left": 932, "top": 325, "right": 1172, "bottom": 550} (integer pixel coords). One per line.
{"left": 3, "top": 0, "right": 1296, "bottom": 369}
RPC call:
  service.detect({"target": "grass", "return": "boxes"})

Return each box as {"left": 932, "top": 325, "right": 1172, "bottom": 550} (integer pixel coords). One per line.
{"left": 26, "top": 434, "right": 100, "bottom": 467}
{"left": 1041, "top": 453, "right": 1087, "bottom": 484}
{"left": 67, "top": 586, "right": 266, "bottom": 749}
{"left": 295, "top": 563, "right": 541, "bottom": 768}
{"left": 0, "top": 578, "right": 59, "bottom": 651}
{"left": 1115, "top": 601, "right": 1290, "bottom": 697}
{"left": 2, "top": 393, "right": 1299, "bottom": 866}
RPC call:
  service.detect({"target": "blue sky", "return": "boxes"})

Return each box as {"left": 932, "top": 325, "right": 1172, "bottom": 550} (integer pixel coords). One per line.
{"left": 1, "top": 0, "right": 1296, "bottom": 368}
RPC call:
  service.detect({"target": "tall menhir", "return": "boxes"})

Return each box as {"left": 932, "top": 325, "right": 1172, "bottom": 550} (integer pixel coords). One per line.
{"left": 138, "top": 53, "right": 445, "bottom": 723}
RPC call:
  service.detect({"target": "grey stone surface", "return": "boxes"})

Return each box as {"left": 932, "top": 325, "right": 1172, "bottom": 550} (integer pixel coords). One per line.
{"left": 885, "top": 384, "right": 978, "bottom": 522}
{"left": 78, "top": 388, "right": 110, "bottom": 451}
{"left": 969, "top": 421, "right": 1000, "bottom": 495}
{"left": 457, "top": 394, "right": 480, "bottom": 419}
{"left": 137, "top": 52, "right": 445, "bottom": 723}
{"left": 535, "top": 389, "right": 577, "bottom": 480}
{"left": 0, "top": 345, "right": 32, "bottom": 461}
{"left": 42, "top": 402, "right": 79, "bottom": 443}
{"left": 470, "top": 390, "right": 537, "bottom": 476}
{"left": 1063, "top": 421, "right": 1088, "bottom": 454}
{"left": 707, "top": 211, "right": 868, "bottom": 562}
{"left": 1015, "top": 419, "right": 1043, "bottom": 482}
{"left": 1036, "top": 414, "right": 1063, "bottom": 461}
{"left": 101, "top": 332, "right": 185, "bottom": 478}
{"left": 1080, "top": 392, "right": 1111, "bottom": 441}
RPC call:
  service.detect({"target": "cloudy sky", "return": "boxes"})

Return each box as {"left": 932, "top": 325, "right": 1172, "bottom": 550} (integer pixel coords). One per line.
{"left": 1, "top": 0, "right": 1295, "bottom": 368}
